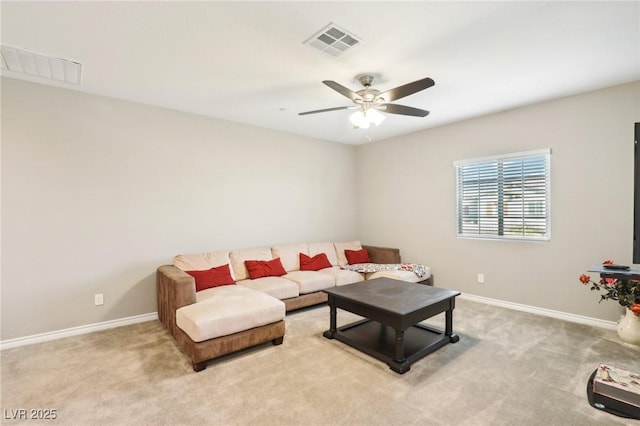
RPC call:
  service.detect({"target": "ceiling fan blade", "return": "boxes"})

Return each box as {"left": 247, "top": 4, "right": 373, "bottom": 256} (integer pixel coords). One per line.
{"left": 380, "top": 104, "right": 430, "bottom": 117}
{"left": 298, "top": 106, "right": 351, "bottom": 116}
{"left": 323, "top": 80, "right": 361, "bottom": 101}
{"left": 378, "top": 77, "right": 435, "bottom": 102}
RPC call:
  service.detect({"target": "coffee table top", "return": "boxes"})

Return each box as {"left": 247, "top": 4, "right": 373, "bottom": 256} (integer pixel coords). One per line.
{"left": 323, "top": 277, "right": 460, "bottom": 315}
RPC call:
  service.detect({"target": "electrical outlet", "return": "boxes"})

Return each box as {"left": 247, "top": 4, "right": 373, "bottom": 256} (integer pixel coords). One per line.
{"left": 477, "top": 273, "right": 485, "bottom": 284}
{"left": 94, "top": 293, "right": 104, "bottom": 306}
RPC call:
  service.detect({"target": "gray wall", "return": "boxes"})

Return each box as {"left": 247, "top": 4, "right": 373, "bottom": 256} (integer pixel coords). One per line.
{"left": 3, "top": 78, "right": 639, "bottom": 341}
{"left": 356, "top": 80, "right": 640, "bottom": 321}
{"left": 1, "top": 78, "right": 359, "bottom": 340}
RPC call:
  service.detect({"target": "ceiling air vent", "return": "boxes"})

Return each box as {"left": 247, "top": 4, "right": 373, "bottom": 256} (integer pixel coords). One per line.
{"left": 304, "top": 23, "right": 362, "bottom": 57}
{"left": 1, "top": 45, "right": 82, "bottom": 85}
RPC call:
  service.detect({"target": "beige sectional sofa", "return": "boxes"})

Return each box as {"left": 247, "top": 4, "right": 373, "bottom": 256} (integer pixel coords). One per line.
{"left": 156, "top": 241, "right": 431, "bottom": 371}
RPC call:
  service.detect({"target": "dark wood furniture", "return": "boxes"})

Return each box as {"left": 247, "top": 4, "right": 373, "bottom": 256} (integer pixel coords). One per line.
{"left": 588, "top": 264, "right": 640, "bottom": 281}
{"left": 323, "top": 278, "right": 460, "bottom": 373}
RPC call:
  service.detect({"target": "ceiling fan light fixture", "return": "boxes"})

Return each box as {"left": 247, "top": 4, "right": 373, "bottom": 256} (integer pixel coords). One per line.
{"left": 350, "top": 108, "right": 386, "bottom": 129}
{"left": 366, "top": 108, "right": 386, "bottom": 126}
{"left": 349, "top": 110, "right": 370, "bottom": 129}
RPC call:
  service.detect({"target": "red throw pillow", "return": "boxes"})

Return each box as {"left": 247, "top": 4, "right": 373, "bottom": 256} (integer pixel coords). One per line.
{"left": 245, "top": 258, "right": 287, "bottom": 279}
{"left": 300, "top": 253, "right": 332, "bottom": 271}
{"left": 185, "top": 264, "right": 235, "bottom": 292}
{"left": 345, "top": 248, "right": 371, "bottom": 265}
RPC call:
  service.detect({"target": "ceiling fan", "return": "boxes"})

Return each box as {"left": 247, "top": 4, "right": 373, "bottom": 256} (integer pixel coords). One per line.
{"left": 299, "top": 74, "right": 434, "bottom": 129}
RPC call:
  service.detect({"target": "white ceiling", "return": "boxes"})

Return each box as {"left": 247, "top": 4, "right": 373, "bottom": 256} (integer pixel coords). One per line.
{"left": 2, "top": 1, "right": 639, "bottom": 145}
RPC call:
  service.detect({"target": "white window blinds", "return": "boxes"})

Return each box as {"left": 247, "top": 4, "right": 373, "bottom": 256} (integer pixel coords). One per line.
{"left": 454, "top": 149, "right": 551, "bottom": 241}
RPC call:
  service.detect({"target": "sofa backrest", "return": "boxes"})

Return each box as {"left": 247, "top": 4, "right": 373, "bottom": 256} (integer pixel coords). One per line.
{"left": 173, "top": 240, "right": 364, "bottom": 282}
{"left": 333, "top": 241, "right": 363, "bottom": 265}
{"left": 229, "top": 247, "right": 273, "bottom": 281}
{"left": 308, "top": 242, "right": 339, "bottom": 266}
{"left": 271, "top": 243, "right": 308, "bottom": 272}
{"left": 173, "top": 251, "right": 232, "bottom": 273}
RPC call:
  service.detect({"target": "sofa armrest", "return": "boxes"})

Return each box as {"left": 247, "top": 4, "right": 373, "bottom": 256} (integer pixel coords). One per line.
{"left": 157, "top": 265, "right": 197, "bottom": 333}
{"left": 363, "top": 245, "right": 401, "bottom": 264}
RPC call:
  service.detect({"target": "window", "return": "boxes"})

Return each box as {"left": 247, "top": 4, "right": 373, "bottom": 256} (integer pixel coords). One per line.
{"left": 454, "top": 149, "right": 551, "bottom": 241}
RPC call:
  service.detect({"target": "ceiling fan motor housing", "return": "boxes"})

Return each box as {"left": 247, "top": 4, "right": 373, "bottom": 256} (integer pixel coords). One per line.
{"left": 358, "top": 74, "right": 375, "bottom": 87}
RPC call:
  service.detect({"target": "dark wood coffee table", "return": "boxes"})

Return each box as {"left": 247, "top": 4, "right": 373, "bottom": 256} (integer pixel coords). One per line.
{"left": 323, "top": 277, "right": 460, "bottom": 373}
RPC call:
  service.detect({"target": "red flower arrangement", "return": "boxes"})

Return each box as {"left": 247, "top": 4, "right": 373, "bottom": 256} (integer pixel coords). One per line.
{"left": 579, "top": 260, "right": 640, "bottom": 316}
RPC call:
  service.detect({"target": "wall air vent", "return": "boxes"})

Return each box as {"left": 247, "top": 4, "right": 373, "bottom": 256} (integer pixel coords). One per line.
{"left": 1, "top": 45, "right": 82, "bottom": 85}
{"left": 304, "top": 23, "right": 362, "bottom": 57}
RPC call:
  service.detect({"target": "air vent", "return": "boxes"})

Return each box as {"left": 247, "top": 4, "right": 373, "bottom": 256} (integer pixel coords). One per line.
{"left": 1, "top": 45, "right": 82, "bottom": 85}
{"left": 304, "top": 23, "right": 362, "bottom": 57}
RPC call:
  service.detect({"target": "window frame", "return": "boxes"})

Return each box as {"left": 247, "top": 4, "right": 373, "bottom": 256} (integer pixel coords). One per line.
{"left": 454, "top": 148, "right": 551, "bottom": 242}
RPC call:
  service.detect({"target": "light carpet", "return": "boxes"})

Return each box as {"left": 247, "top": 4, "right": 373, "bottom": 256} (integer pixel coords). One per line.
{"left": 1, "top": 299, "right": 639, "bottom": 425}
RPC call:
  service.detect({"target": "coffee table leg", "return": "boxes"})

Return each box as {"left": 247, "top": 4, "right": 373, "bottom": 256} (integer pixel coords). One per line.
{"left": 394, "top": 329, "right": 405, "bottom": 362}
{"left": 390, "top": 329, "right": 411, "bottom": 373}
{"left": 323, "top": 296, "right": 337, "bottom": 339}
{"left": 445, "top": 308, "right": 460, "bottom": 343}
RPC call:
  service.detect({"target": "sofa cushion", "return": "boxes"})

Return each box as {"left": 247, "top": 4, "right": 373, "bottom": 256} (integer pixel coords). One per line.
{"left": 176, "top": 285, "right": 285, "bottom": 343}
{"left": 230, "top": 247, "right": 272, "bottom": 281}
{"left": 345, "top": 248, "right": 371, "bottom": 265}
{"left": 300, "top": 253, "right": 332, "bottom": 271}
{"left": 309, "top": 242, "right": 339, "bottom": 266}
{"left": 236, "top": 276, "right": 300, "bottom": 300}
{"left": 318, "top": 266, "right": 364, "bottom": 286}
{"left": 271, "top": 243, "right": 308, "bottom": 272}
{"left": 185, "top": 264, "right": 235, "bottom": 292}
{"left": 174, "top": 251, "right": 234, "bottom": 279}
{"left": 284, "top": 270, "right": 335, "bottom": 294}
{"left": 245, "top": 258, "right": 287, "bottom": 279}
{"left": 334, "top": 241, "right": 363, "bottom": 265}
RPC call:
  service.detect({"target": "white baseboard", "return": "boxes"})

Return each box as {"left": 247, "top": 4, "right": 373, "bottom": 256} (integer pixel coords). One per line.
{"left": 0, "top": 295, "right": 619, "bottom": 350}
{"left": 459, "top": 293, "right": 619, "bottom": 330}
{"left": 0, "top": 312, "right": 159, "bottom": 350}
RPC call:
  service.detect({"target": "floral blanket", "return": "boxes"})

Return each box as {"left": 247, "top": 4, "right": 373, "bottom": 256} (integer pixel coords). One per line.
{"left": 340, "top": 263, "right": 429, "bottom": 278}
